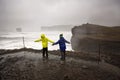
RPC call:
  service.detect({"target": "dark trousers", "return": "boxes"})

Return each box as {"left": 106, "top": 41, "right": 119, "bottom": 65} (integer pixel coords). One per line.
{"left": 60, "top": 51, "right": 66, "bottom": 60}
{"left": 43, "top": 47, "right": 48, "bottom": 58}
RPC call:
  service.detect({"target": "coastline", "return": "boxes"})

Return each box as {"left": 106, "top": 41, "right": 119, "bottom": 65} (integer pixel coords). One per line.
{"left": 0, "top": 48, "right": 120, "bottom": 68}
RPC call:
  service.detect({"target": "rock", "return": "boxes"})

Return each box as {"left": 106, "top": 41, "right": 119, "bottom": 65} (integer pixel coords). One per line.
{"left": 81, "top": 65, "right": 88, "bottom": 69}
{"left": 64, "top": 75, "right": 70, "bottom": 80}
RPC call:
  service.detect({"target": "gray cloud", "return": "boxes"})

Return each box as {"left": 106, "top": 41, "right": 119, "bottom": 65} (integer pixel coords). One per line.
{"left": 0, "top": 0, "right": 120, "bottom": 31}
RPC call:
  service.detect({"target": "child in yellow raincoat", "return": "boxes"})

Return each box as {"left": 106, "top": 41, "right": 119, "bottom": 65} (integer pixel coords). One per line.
{"left": 34, "top": 34, "right": 54, "bottom": 58}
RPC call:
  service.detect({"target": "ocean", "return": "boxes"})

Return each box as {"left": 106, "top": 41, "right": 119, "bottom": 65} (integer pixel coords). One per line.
{"left": 0, "top": 31, "right": 72, "bottom": 51}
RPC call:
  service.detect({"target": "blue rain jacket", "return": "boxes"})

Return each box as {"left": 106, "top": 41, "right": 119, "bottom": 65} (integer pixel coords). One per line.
{"left": 53, "top": 37, "right": 70, "bottom": 51}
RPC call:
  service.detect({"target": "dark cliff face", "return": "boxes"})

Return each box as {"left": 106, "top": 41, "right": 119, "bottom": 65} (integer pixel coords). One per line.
{"left": 71, "top": 23, "right": 120, "bottom": 54}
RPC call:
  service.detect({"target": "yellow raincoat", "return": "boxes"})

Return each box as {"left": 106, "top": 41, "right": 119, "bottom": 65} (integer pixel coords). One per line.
{"left": 34, "top": 34, "right": 54, "bottom": 48}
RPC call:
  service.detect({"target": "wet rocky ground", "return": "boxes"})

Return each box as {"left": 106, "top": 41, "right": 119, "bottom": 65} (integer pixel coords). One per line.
{"left": 0, "top": 49, "right": 120, "bottom": 80}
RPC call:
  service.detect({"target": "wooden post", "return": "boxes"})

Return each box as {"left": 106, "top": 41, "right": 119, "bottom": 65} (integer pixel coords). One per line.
{"left": 23, "top": 37, "right": 25, "bottom": 48}
{"left": 98, "top": 43, "right": 101, "bottom": 64}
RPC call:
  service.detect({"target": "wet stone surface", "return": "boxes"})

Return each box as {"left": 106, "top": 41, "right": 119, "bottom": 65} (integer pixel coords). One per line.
{"left": 0, "top": 51, "right": 120, "bottom": 80}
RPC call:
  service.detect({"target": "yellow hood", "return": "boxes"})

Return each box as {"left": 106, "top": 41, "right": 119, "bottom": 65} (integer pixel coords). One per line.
{"left": 41, "top": 34, "right": 45, "bottom": 38}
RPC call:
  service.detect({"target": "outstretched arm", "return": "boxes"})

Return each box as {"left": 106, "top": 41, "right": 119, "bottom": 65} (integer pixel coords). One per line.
{"left": 48, "top": 38, "right": 54, "bottom": 43}
{"left": 53, "top": 40, "right": 59, "bottom": 45}
{"left": 64, "top": 38, "right": 70, "bottom": 44}
{"left": 34, "top": 38, "right": 41, "bottom": 42}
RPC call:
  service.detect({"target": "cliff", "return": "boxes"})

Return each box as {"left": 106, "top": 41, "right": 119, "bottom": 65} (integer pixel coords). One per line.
{"left": 41, "top": 25, "right": 73, "bottom": 31}
{"left": 71, "top": 23, "right": 120, "bottom": 54}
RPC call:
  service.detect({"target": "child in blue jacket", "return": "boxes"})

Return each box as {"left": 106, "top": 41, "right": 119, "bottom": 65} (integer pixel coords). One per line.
{"left": 53, "top": 34, "right": 70, "bottom": 60}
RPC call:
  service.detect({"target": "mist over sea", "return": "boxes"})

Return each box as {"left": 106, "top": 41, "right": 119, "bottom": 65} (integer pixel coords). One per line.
{"left": 0, "top": 31, "right": 72, "bottom": 51}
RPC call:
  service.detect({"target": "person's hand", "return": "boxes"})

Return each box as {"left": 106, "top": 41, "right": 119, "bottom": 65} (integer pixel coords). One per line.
{"left": 34, "top": 40, "right": 37, "bottom": 42}
{"left": 52, "top": 43, "right": 55, "bottom": 46}
{"left": 68, "top": 42, "right": 70, "bottom": 44}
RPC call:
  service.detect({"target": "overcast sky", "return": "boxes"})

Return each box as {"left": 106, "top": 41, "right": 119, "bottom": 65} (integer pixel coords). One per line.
{"left": 0, "top": 0, "right": 120, "bottom": 31}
